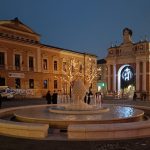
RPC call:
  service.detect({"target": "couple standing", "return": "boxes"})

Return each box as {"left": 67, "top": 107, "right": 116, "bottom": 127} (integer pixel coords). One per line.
{"left": 46, "top": 90, "right": 57, "bottom": 104}
{"left": 84, "top": 90, "right": 93, "bottom": 104}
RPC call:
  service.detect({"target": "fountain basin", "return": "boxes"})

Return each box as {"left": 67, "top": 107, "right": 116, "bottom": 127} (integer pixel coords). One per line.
{"left": 14, "top": 104, "right": 144, "bottom": 128}
{"left": 0, "top": 104, "right": 150, "bottom": 140}
{"left": 49, "top": 105, "right": 109, "bottom": 114}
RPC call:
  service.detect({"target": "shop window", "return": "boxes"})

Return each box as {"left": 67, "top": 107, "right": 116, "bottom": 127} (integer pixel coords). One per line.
{"left": 29, "top": 79, "right": 34, "bottom": 89}
{"left": 15, "top": 78, "right": 21, "bottom": 89}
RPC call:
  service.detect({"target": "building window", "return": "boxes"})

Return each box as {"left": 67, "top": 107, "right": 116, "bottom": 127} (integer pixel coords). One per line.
{"left": 79, "top": 64, "right": 83, "bottom": 73}
{"left": 43, "top": 59, "right": 47, "bottom": 70}
{"left": 29, "top": 79, "right": 34, "bottom": 89}
{"left": 15, "top": 78, "right": 21, "bottom": 89}
{"left": 29, "top": 56, "right": 34, "bottom": 71}
{"left": 54, "top": 80, "right": 57, "bottom": 89}
{"left": 54, "top": 61, "right": 57, "bottom": 71}
{"left": 71, "top": 64, "right": 74, "bottom": 73}
{"left": 43, "top": 80, "right": 48, "bottom": 89}
{"left": 15, "top": 54, "right": 20, "bottom": 70}
{"left": 0, "top": 52, "right": 4, "bottom": 69}
{"left": 63, "top": 62, "right": 67, "bottom": 72}
{"left": 0, "top": 77, "right": 5, "bottom": 86}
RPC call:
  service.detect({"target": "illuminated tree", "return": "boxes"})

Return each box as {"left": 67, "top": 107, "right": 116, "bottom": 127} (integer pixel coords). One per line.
{"left": 61, "top": 57, "right": 97, "bottom": 94}
{"left": 61, "top": 58, "right": 79, "bottom": 95}
{"left": 84, "top": 57, "right": 97, "bottom": 90}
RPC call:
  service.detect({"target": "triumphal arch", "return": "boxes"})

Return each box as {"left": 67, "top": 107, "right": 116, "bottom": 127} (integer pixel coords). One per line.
{"left": 106, "top": 28, "right": 150, "bottom": 99}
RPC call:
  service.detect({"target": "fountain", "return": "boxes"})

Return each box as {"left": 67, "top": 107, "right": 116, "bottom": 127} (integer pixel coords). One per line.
{"left": 13, "top": 79, "right": 144, "bottom": 129}
{"left": 49, "top": 79, "right": 109, "bottom": 114}
{"left": 0, "top": 78, "right": 150, "bottom": 144}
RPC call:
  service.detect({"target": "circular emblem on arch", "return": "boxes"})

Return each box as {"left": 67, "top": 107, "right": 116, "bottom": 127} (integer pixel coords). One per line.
{"left": 117, "top": 65, "right": 135, "bottom": 92}
{"left": 121, "top": 66, "right": 134, "bottom": 81}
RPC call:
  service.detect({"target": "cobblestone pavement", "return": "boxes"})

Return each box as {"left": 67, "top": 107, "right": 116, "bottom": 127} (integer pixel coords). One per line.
{"left": 0, "top": 98, "right": 150, "bottom": 150}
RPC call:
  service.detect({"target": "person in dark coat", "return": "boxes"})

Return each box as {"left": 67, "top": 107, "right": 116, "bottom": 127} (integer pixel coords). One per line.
{"left": 46, "top": 91, "right": 52, "bottom": 104}
{"left": 0, "top": 93, "right": 2, "bottom": 108}
{"left": 52, "top": 90, "right": 58, "bottom": 104}
{"left": 88, "top": 90, "right": 93, "bottom": 104}
{"left": 84, "top": 92, "right": 88, "bottom": 103}
{"left": 143, "top": 92, "right": 147, "bottom": 101}
{"left": 133, "top": 92, "right": 137, "bottom": 101}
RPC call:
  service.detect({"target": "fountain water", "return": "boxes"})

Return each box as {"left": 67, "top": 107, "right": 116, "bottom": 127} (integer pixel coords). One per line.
{"left": 14, "top": 79, "right": 145, "bottom": 128}
{"left": 49, "top": 79, "right": 109, "bottom": 114}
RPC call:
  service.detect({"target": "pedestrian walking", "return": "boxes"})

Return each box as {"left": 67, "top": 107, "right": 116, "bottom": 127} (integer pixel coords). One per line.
{"left": 52, "top": 90, "right": 58, "bottom": 104}
{"left": 84, "top": 92, "right": 88, "bottom": 103}
{"left": 88, "top": 90, "right": 93, "bottom": 104}
{"left": 133, "top": 92, "right": 137, "bottom": 101}
{"left": 46, "top": 91, "right": 52, "bottom": 104}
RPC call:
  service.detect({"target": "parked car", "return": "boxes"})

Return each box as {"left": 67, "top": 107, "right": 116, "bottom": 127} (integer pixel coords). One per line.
{"left": 0, "top": 86, "right": 15, "bottom": 99}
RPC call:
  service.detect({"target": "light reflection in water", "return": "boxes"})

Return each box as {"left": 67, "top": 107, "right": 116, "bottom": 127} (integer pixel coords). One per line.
{"left": 15, "top": 105, "right": 144, "bottom": 123}
{"left": 115, "top": 106, "right": 134, "bottom": 118}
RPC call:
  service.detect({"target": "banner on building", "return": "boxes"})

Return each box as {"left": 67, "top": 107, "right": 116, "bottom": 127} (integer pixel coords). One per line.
{"left": 8, "top": 73, "right": 25, "bottom": 78}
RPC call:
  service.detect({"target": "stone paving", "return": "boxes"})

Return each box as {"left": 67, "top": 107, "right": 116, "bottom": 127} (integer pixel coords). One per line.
{"left": 0, "top": 98, "right": 150, "bottom": 150}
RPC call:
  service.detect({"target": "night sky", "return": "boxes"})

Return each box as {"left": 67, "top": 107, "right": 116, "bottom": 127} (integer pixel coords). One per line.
{"left": 1, "top": 0, "right": 150, "bottom": 59}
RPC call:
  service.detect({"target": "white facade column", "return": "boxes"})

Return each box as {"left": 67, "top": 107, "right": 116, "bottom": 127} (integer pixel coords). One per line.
{"left": 107, "top": 65, "right": 111, "bottom": 91}
{"left": 113, "top": 64, "right": 116, "bottom": 92}
{"left": 37, "top": 48, "right": 41, "bottom": 72}
{"left": 143, "top": 61, "right": 146, "bottom": 91}
{"left": 136, "top": 61, "right": 140, "bottom": 91}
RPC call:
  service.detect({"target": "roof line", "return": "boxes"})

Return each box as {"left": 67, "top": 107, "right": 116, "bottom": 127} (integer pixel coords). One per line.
{"left": 0, "top": 17, "right": 40, "bottom": 36}
{"left": 41, "top": 43, "right": 97, "bottom": 57}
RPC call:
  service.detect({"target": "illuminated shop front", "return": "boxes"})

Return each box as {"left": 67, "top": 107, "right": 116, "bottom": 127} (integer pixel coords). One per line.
{"left": 106, "top": 28, "right": 150, "bottom": 99}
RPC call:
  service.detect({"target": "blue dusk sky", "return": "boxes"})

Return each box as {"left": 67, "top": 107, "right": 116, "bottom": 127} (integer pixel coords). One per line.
{"left": 0, "top": 0, "right": 150, "bottom": 59}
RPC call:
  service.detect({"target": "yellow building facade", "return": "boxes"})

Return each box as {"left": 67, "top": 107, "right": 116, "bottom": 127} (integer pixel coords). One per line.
{"left": 0, "top": 18, "right": 97, "bottom": 98}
